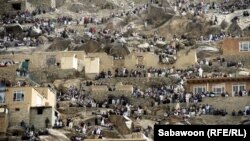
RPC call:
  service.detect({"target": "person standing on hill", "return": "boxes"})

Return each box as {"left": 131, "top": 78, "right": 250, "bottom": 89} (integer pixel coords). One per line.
{"left": 45, "top": 117, "right": 50, "bottom": 128}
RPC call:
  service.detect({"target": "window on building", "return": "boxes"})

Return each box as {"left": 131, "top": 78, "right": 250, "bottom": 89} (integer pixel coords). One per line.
{"left": 240, "top": 42, "right": 250, "bottom": 52}
{"left": 212, "top": 85, "right": 225, "bottom": 95}
{"left": 193, "top": 86, "right": 206, "bottom": 94}
{"left": 232, "top": 84, "right": 246, "bottom": 96}
{"left": 0, "top": 92, "right": 5, "bottom": 103}
{"left": 37, "top": 108, "right": 44, "bottom": 115}
{"left": 137, "top": 56, "right": 144, "bottom": 65}
{"left": 15, "top": 108, "right": 20, "bottom": 111}
{"left": 13, "top": 91, "right": 24, "bottom": 101}
{"left": 12, "top": 3, "right": 21, "bottom": 10}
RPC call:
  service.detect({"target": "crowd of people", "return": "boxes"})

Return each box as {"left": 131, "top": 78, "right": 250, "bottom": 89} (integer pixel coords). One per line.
{"left": 57, "top": 86, "right": 84, "bottom": 102}
{"left": 164, "top": 103, "right": 228, "bottom": 118}
{"left": 53, "top": 118, "right": 65, "bottom": 129}
{"left": 0, "top": 0, "right": 150, "bottom": 51}
{"left": 0, "top": 0, "right": 248, "bottom": 54}
{"left": 20, "top": 120, "right": 40, "bottom": 141}
{"left": 173, "top": 0, "right": 250, "bottom": 15}
{"left": 96, "top": 61, "right": 242, "bottom": 81}
{"left": 232, "top": 105, "right": 250, "bottom": 116}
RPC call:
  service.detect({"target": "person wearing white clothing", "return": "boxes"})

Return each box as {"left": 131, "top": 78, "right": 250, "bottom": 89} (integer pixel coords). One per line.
{"left": 69, "top": 121, "right": 73, "bottom": 129}
{"left": 96, "top": 127, "right": 101, "bottom": 135}
{"left": 198, "top": 67, "right": 203, "bottom": 77}
{"left": 82, "top": 125, "right": 87, "bottom": 134}
{"left": 101, "top": 118, "right": 105, "bottom": 126}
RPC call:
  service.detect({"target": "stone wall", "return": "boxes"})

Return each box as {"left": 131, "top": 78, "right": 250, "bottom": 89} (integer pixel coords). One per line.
{"left": 91, "top": 91, "right": 132, "bottom": 103}
{"left": 91, "top": 85, "right": 109, "bottom": 92}
{"left": 30, "top": 107, "right": 54, "bottom": 129}
{"left": 9, "top": 105, "right": 30, "bottom": 126}
{"left": 90, "top": 84, "right": 133, "bottom": 98}
{"left": 115, "top": 82, "right": 133, "bottom": 93}
{"left": 87, "top": 53, "right": 113, "bottom": 71}
{"left": 124, "top": 52, "right": 159, "bottom": 69}
{"left": 0, "top": 51, "right": 86, "bottom": 69}
{"left": 0, "top": 0, "right": 56, "bottom": 14}
{"left": 27, "top": 0, "right": 56, "bottom": 9}
{"left": 0, "top": 0, "right": 12, "bottom": 15}
{"left": 124, "top": 53, "right": 137, "bottom": 69}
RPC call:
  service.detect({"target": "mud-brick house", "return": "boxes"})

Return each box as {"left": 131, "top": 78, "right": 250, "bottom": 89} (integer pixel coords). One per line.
{"left": 186, "top": 77, "right": 250, "bottom": 96}
{"left": 223, "top": 37, "right": 250, "bottom": 56}
{"left": 0, "top": 0, "right": 56, "bottom": 15}
{"left": 0, "top": 85, "right": 58, "bottom": 131}
{"left": 0, "top": 0, "right": 26, "bottom": 14}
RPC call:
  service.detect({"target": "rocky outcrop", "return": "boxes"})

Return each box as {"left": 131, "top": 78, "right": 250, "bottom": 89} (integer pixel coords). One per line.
{"left": 147, "top": 4, "right": 175, "bottom": 27}
{"left": 109, "top": 115, "right": 131, "bottom": 135}
{"left": 227, "top": 21, "right": 243, "bottom": 36}
{"left": 56, "top": 0, "right": 66, "bottom": 8}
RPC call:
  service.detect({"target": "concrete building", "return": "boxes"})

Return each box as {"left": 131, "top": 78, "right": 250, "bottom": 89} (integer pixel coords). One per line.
{"left": 61, "top": 54, "right": 78, "bottom": 70}
{"left": 0, "top": 86, "right": 57, "bottom": 129}
{"left": 30, "top": 106, "right": 56, "bottom": 129}
{"left": 0, "top": 51, "right": 162, "bottom": 75}
{"left": 83, "top": 57, "right": 100, "bottom": 74}
{"left": 60, "top": 54, "right": 101, "bottom": 74}
{"left": 124, "top": 52, "right": 159, "bottom": 69}
{"left": 223, "top": 37, "right": 250, "bottom": 56}
{"left": 186, "top": 77, "right": 250, "bottom": 96}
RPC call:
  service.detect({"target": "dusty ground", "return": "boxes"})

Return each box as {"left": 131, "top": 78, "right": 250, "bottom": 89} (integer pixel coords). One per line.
{"left": 192, "top": 115, "right": 250, "bottom": 125}
{"left": 174, "top": 48, "right": 197, "bottom": 69}
{"left": 0, "top": 64, "right": 19, "bottom": 81}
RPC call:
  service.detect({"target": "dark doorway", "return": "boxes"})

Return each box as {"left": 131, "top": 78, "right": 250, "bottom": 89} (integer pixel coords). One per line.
{"left": 37, "top": 108, "right": 44, "bottom": 115}
{"left": 12, "top": 3, "right": 21, "bottom": 10}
